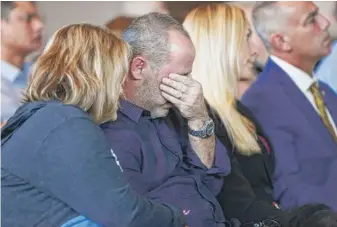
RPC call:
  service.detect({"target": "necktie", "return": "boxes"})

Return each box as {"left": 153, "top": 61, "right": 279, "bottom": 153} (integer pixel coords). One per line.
{"left": 309, "top": 82, "right": 337, "bottom": 143}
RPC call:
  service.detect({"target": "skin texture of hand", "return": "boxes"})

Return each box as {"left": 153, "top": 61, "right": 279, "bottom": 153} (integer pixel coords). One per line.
{"left": 160, "top": 73, "right": 209, "bottom": 125}
{"left": 160, "top": 73, "right": 215, "bottom": 168}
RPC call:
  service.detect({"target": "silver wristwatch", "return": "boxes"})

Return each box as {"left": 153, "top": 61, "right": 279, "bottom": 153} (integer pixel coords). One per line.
{"left": 188, "top": 119, "right": 215, "bottom": 139}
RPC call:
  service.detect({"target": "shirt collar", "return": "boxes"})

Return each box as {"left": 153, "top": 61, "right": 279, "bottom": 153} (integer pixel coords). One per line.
{"left": 270, "top": 55, "right": 317, "bottom": 93}
{"left": 1, "top": 60, "right": 21, "bottom": 83}
{"left": 119, "top": 99, "right": 151, "bottom": 123}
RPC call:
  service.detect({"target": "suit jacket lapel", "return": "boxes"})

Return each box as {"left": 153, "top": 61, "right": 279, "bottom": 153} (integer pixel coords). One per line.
{"left": 264, "top": 59, "right": 335, "bottom": 148}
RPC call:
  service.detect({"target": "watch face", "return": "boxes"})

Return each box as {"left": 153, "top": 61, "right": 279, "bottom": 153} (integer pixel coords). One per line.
{"left": 206, "top": 121, "right": 215, "bottom": 136}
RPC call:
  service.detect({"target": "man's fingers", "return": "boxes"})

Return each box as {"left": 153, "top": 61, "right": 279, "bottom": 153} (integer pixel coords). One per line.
{"left": 160, "top": 84, "right": 184, "bottom": 99}
{"left": 168, "top": 73, "right": 191, "bottom": 85}
{"left": 162, "top": 77, "right": 187, "bottom": 92}
{"left": 161, "top": 91, "right": 182, "bottom": 105}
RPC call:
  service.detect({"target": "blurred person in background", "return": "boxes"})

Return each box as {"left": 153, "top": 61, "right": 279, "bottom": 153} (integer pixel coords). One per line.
{"left": 1, "top": 1, "right": 44, "bottom": 124}
{"left": 1, "top": 23, "right": 186, "bottom": 227}
{"left": 242, "top": 1, "right": 337, "bottom": 211}
{"left": 105, "top": 16, "right": 134, "bottom": 37}
{"left": 183, "top": 3, "right": 287, "bottom": 226}
{"left": 314, "top": 1, "right": 337, "bottom": 93}
{"left": 123, "top": 1, "right": 169, "bottom": 17}
{"left": 105, "top": 1, "right": 169, "bottom": 38}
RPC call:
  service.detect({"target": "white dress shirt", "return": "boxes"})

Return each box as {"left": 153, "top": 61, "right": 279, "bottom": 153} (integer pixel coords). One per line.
{"left": 270, "top": 55, "right": 337, "bottom": 135}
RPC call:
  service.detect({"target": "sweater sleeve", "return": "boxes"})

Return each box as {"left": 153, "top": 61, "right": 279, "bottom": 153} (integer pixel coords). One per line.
{"left": 7, "top": 116, "right": 185, "bottom": 227}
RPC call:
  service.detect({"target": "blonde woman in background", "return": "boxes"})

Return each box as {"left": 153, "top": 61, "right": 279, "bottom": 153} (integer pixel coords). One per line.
{"left": 183, "top": 3, "right": 279, "bottom": 207}
{"left": 1, "top": 23, "right": 185, "bottom": 227}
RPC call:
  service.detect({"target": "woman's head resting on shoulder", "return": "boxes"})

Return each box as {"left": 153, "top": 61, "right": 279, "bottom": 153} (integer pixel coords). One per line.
{"left": 23, "top": 23, "right": 131, "bottom": 124}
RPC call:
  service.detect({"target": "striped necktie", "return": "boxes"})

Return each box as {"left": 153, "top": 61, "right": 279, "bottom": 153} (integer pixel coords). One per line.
{"left": 309, "top": 82, "right": 337, "bottom": 143}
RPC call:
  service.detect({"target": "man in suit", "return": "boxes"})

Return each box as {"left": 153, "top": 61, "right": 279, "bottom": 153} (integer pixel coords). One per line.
{"left": 242, "top": 1, "right": 337, "bottom": 211}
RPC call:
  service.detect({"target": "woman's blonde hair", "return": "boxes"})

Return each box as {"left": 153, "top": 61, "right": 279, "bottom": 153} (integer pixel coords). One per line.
{"left": 23, "top": 23, "right": 130, "bottom": 124}
{"left": 183, "top": 3, "right": 260, "bottom": 155}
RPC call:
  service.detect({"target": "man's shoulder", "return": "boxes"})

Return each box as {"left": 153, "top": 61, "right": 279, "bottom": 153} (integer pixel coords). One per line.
{"left": 100, "top": 110, "right": 143, "bottom": 142}
{"left": 242, "top": 73, "right": 291, "bottom": 123}
{"left": 101, "top": 110, "right": 136, "bottom": 130}
{"left": 243, "top": 76, "right": 282, "bottom": 105}
{"left": 243, "top": 59, "right": 290, "bottom": 102}
{"left": 245, "top": 70, "right": 279, "bottom": 96}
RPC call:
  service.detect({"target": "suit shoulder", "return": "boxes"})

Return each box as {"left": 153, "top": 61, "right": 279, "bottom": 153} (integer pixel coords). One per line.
{"left": 243, "top": 80, "right": 282, "bottom": 105}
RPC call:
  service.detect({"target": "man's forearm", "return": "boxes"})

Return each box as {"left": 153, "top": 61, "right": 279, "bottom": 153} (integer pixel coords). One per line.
{"left": 188, "top": 118, "right": 215, "bottom": 168}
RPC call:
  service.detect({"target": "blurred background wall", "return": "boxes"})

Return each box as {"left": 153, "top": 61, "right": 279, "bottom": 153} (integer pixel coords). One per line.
{"left": 38, "top": 1, "right": 123, "bottom": 40}
{"left": 31, "top": 1, "right": 336, "bottom": 61}
{"left": 37, "top": 1, "right": 218, "bottom": 39}
{"left": 29, "top": 1, "right": 215, "bottom": 60}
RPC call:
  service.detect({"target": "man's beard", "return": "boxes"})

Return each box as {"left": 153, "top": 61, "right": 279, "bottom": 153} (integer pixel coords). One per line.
{"left": 150, "top": 107, "right": 170, "bottom": 119}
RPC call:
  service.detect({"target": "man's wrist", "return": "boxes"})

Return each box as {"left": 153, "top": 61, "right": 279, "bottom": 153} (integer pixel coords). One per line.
{"left": 188, "top": 116, "right": 210, "bottom": 130}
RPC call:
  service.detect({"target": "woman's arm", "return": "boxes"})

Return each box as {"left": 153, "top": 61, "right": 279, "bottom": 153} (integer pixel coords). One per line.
{"left": 20, "top": 116, "right": 185, "bottom": 227}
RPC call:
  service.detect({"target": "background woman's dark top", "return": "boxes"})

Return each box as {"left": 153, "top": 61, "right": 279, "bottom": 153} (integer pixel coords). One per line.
{"left": 212, "top": 100, "right": 275, "bottom": 203}
{"left": 1, "top": 101, "right": 184, "bottom": 227}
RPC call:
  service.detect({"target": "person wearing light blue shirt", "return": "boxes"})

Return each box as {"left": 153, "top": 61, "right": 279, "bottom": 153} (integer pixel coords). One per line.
{"left": 314, "top": 1, "right": 337, "bottom": 93}
{"left": 1, "top": 1, "right": 44, "bottom": 124}
{"left": 315, "top": 40, "right": 337, "bottom": 94}
{"left": 1, "top": 60, "right": 32, "bottom": 122}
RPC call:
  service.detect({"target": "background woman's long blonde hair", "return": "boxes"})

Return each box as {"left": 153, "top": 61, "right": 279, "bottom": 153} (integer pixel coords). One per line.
{"left": 23, "top": 23, "right": 131, "bottom": 124}
{"left": 183, "top": 3, "right": 260, "bottom": 155}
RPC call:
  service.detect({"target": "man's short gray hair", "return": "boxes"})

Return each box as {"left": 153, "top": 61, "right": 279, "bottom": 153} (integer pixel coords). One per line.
{"left": 252, "top": 1, "right": 293, "bottom": 50}
{"left": 123, "top": 12, "right": 190, "bottom": 71}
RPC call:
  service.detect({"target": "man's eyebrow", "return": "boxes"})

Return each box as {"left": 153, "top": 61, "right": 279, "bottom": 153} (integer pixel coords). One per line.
{"left": 304, "top": 8, "right": 318, "bottom": 24}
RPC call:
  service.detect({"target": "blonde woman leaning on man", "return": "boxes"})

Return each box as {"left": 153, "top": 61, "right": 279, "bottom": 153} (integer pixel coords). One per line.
{"left": 1, "top": 23, "right": 185, "bottom": 227}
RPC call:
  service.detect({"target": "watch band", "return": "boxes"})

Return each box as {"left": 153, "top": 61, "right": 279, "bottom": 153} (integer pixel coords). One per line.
{"left": 188, "top": 119, "right": 214, "bottom": 139}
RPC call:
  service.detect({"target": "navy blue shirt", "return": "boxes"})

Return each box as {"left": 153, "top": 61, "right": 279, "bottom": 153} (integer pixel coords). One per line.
{"left": 101, "top": 100, "right": 232, "bottom": 227}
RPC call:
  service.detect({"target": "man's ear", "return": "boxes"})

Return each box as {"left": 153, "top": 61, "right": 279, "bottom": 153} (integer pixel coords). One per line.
{"left": 130, "top": 56, "right": 148, "bottom": 80}
{"left": 270, "top": 32, "right": 292, "bottom": 52}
